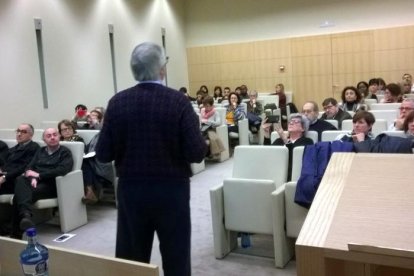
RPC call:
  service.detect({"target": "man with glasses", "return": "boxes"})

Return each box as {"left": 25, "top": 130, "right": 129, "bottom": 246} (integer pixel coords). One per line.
{"left": 10, "top": 128, "right": 73, "bottom": 239}
{"left": 302, "top": 101, "right": 337, "bottom": 141}
{"left": 0, "top": 124, "right": 40, "bottom": 236}
{"left": 389, "top": 99, "right": 414, "bottom": 130}
{"left": 320, "top": 97, "right": 352, "bottom": 129}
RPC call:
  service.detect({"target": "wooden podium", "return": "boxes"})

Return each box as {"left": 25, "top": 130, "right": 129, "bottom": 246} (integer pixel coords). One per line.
{"left": 296, "top": 153, "right": 414, "bottom": 276}
{"left": 0, "top": 236, "right": 158, "bottom": 276}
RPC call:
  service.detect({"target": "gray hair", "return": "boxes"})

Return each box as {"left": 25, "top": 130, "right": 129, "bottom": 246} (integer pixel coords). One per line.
{"left": 130, "top": 42, "right": 167, "bottom": 82}
{"left": 289, "top": 113, "right": 310, "bottom": 132}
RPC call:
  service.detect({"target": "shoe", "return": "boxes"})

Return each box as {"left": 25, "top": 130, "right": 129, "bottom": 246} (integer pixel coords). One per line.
{"left": 82, "top": 186, "right": 98, "bottom": 205}
{"left": 19, "top": 214, "right": 34, "bottom": 231}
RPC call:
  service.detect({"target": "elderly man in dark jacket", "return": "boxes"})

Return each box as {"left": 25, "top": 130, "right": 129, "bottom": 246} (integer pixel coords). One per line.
{"left": 321, "top": 97, "right": 352, "bottom": 129}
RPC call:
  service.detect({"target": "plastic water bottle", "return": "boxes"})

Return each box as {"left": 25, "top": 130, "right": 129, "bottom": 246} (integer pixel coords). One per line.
{"left": 241, "top": 233, "right": 251, "bottom": 248}
{"left": 20, "top": 228, "right": 49, "bottom": 276}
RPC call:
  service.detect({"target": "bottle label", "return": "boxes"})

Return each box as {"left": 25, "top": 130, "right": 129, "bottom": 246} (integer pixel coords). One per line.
{"left": 21, "top": 260, "right": 48, "bottom": 275}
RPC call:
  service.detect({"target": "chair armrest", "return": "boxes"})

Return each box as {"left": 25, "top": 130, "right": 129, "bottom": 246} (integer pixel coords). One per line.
{"left": 215, "top": 125, "right": 230, "bottom": 162}
{"left": 56, "top": 170, "right": 88, "bottom": 232}
{"left": 285, "top": 181, "right": 308, "bottom": 238}
{"left": 238, "top": 119, "right": 249, "bottom": 145}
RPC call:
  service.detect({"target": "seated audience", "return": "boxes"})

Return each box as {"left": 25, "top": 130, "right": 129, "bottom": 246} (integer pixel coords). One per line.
{"left": 402, "top": 111, "right": 414, "bottom": 140}
{"left": 339, "top": 86, "right": 366, "bottom": 112}
{"left": 213, "top": 86, "right": 223, "bottom": 103}
{"left": 222, "top": 87, "right": 231, "bottom": 102}
{"left": 380, "top": 83, "right": 402, "bottom": 103}
{"left": 72, "top": 104, "right": 88, "bottom": 128}
{"left": 389, "top": 99, "right": 414, "bottom": 130}
{"left": 199, "top": 85, "right": 209, "bottom": 96}
{"left": 179, "top": 87, "right": 196, "bottom": 101}
{"left": 11, "top": 128, "right": 73, "bottom": 239}
{"left": 263, "top": 113, "right": 313, "bottom": 181}
{"left": 336, "top": 111, "right": 375, "bottom": 142}
{"left": 271, "top": 83, "right": 287, "bottom": 128}
{"left": 0, "top": 124, "right": 40, "bottom": 236}
{"left": 401, "top": 79, "right": 412, "bottom": 95}
{"left": 302, "top": 101, "right": 337, "bottom": 141}
{"left": 321, "top": 97, "right": 352, "bottom": 129}
{"left": 82, "top": 132, "right": 114, "bottom": 204}
{"left": 239, "top": 84, "right": 249, "bottom": 100}
{"left": 234, "top": 86, "right": 242, "bottom": 95}
{"left": 226, "top": 92, "right": 246, "bottom": 133}
{"left": 377, "top": 78, "right": 386, "bottom": 95}
{"left": 83, "top": 109, "right": 103, "bottom": 130}
{"left": 0, "top": 124, "right": 40, "bottom": 196}
{"left": 402, "top": 73, "right": 414, "bottom": 93}
{"left": 0, "top": 140, "right": 7, "bottom": 167}
{"left": 58, "top": 119, "right": 84, "bottom": 142}
{"left": 200, "top": 96, "right": 225, "bottom": 158}
{"left": 366, "top": 78, "right": 379, "bottom": 100}
{"left": 246, "top": 90, "right": 263, "bottom": 133}
{"left": 357, "top": 81, "right": 369, "bottom": 100}
{"left": 195, "top": 90, "right": 204, "bottom": 108}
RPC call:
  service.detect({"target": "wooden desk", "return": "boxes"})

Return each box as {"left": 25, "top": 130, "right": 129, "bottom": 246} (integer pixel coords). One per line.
{"left": 296, "top": 153, "right": 414, "bottom": 276}
{"left": 0, "top": 237, "right": 158, "bottom": 276}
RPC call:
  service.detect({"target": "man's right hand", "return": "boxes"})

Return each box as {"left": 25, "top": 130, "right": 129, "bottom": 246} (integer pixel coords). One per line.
{"left": 395, "top": 118, "right": 404, "bottom": 130}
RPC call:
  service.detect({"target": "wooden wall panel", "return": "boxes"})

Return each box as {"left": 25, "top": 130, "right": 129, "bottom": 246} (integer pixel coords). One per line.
{"left": 187, "top": 24, "right": 414, "bottom": 102}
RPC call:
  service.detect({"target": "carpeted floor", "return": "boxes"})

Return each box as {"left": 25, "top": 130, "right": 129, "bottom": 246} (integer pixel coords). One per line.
{"left": 35, "top": 158, "right": 297, "bottom": 276}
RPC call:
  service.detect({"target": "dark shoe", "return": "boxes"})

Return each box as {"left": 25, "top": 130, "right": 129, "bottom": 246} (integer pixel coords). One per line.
{"left": 19, "top": 214, "right": 34, "bottom": 231}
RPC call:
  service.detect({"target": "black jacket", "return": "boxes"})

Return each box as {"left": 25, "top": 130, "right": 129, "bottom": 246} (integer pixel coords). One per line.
{"left": 2, "top": 141, "right": 40, "bottom": 181}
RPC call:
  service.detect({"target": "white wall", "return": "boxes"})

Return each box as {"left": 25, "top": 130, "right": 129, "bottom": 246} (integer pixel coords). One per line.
{"left": 0, "top": 0, "right": 187, "bottom": 128}
{"left": 185, "top": 0, "right": 414, "bottom": 47}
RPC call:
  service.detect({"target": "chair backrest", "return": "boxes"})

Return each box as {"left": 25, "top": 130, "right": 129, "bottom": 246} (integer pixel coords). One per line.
{"left": 60, "top": 141, "right": 85, "bottom": 171}
{"left": 1, "top": 139, "right": 17, "bottom": 148}
{"left": 376, "top": 94, "right": 384, "bottom": 103}
{"left": 41, "top": 121, "right": 59, "bottom": 129}
{"left": 325, "top": 119, "right": 338, "bottom": 129}
{"left": 232, "top": 145, "right": 288, "bottom": 188}
{"left": 369, "top": 103, "right": 401, "bottom": 111}
{"left": 369, "top": 110, "right": 398, "bottom": 126}
{"left": 0, "top": 129, "right": 18, "bottom": 140}
{"left": 291, "top": 146, "right": 305, "bottom": 182}
{"left": 321, "top": 130, "right": 349, "bottom": 142}
{"left": 270, "top": 130, "right": 317, "bottom": 144}
{"left": 215, "top": 107, "right": 227, "bottom": 126}
{"left": 341, "top": 119, "right": 352, "bottom": 131}
{"left": 381, "top": 130, "right": 407, "bottom": 138}
{"left": 371, "top": 119, "right": 388, "bottom": 137}
{"left": 285, "top": 91, "right": 293, "bottom": 103}
{"left": 76, "top": 130, "right": 99, "bottom": 144}
{"left": 364, "top": 98, "right": 378, "bottom": 108}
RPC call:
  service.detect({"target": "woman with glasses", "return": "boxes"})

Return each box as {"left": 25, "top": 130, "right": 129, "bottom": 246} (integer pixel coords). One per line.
{"left": 262, "top": 113, "right": 313, "bottom": 181}
{"left": 58, "top": 119, "right": 84, "bottom": 143}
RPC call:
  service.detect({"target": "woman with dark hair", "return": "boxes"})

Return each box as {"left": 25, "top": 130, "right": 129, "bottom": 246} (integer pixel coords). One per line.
{"left": 339, "top": 86, "right": 366, "bottom": 112}
{"left": 213, "top": 86, "right": 223, "bottom": 103}
{"left": 58, "top": 119, "right": 84, "bottom": 143}
{"left": 225, "top": 92, "right": 245, "bottom": 133}
{"left": 380, "top": 83, "right": 403, "bottom": 103}
{"left": 199, "top": 85, "right": 209, "bottom": 96}
{"left": 356, "top": 81, "right": 369, "bottom": 99}
{"left": 337, "top": 111, "right": 375, "bottom": 142}
{"left": 366, "top": 78, "right": 379, "bottom": 100}
{"left": 402, "top": 110, "right": 414, "bottom": 140}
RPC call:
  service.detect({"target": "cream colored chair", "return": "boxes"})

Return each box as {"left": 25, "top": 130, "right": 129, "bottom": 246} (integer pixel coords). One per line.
{"left": 210, "top": 146, "right": 293, "bottom": 268}
{"left": 258, "top": 95, "right": 279, "bottom": 108}
{"left": 321, "top": 130, "right": 349, "bottom": 142}
{"left": 76, "top": 129, "right": 99, "bottom": 144}
{"left": 325, "top": 119, "right": 338, "bottom": 129}
{"left": 364, "top": 98, "right": 378, "bottom": 109}
{"left": 342, "top": 118, "right": 388, "bottom": 137}
{"left": 381, "top": 130, "right": 407, "bottom": 138}
{"left": 32, "top": 141, "right": 88, "bottom": 232}
{"left": 209, "top": 107, "right": 230, "bottom": 162}
{"left": 369, "top": 103, "right": 401, "bottom": 111}
{"left": 369, "top": 110, "right": 398, "bottom": 127}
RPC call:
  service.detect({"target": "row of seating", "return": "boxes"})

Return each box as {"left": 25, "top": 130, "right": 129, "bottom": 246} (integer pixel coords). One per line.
{"left": 0, "top": 140, "right": 87, "bottom": 233}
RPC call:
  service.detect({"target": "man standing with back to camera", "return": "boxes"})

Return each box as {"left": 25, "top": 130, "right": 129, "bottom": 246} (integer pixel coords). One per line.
{"left": 96, "top": 42, "right": 207, "bottom": 276}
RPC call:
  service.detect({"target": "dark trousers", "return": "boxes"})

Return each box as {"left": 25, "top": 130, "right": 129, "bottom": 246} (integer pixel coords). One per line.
{"left": 116, "top": 178, "right": 191, "bottom": 276}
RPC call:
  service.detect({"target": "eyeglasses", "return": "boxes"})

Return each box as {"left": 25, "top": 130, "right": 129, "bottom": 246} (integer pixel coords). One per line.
{"left": 399, "top": 107, "right": 414, "bottom": 111}
{"left": 60, "top": 127, "right": 72, "bottom": 132}
{"left": 289, "top": 119, "right": 302, "bottom": 125}
{"left": 15, "top": 129, "right": 29, "bottom": 134}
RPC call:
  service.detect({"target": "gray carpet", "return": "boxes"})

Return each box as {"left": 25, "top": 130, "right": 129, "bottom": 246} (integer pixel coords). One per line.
{"left": 35, "top": 158, "right": 297, "bottom": 276}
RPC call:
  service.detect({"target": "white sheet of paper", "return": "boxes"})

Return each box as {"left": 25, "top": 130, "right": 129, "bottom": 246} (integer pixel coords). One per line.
{"left": 83, "top": 151, "right": 96, "bottom": 159}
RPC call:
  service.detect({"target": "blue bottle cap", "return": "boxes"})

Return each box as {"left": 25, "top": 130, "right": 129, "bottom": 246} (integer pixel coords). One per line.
{"left": 26, "top": 228, "right": 36, "bottom": 237}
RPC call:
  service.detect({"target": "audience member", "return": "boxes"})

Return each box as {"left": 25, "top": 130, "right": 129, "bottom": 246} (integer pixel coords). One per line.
{"left": 179, "top": 87, "right": 196, "bottom": 101}
{"left": 234, "top": 86, "right": 242, "bottom": 95}
{"left": 271, "top": 83, "right": 287, "bottom": 128}
{"left": 339, "top": 86, "right": 366, "bottom": 112}
{"left": 0, "top": 124, "right": 40, "bottom": 195}
{"left": 226, "top": 92, "right": 246, "bottom": 133}
{"left": 366, "top": 78, "right": 379, "bottom": 100}
{"left": 200, "top": 96, "right": 225, "bottom": 158}
{"left": 389, "top": 99, "right": 414, "bottom": 130}
{"left": 93, "top": 106, "right": 106, "bottom": 117}
{"left": 199, "top": 85, "right": 209, "bottom": 96}
{"left": 195, "top": 90, "right": 204, "bottom": 107}
{"left": 380, "top": 83, "right": 402, "bottom": 103}
{"left": 95, "top": 42, "right": 206, "bottom": 276}
{"left": 246, "top": 90, "right": 263, "bottom": 133}
{"left": 11, "top": 128, "right": 73, "bottom": 239}
{"left": 213, "top": 86, "right": 223, "bottom": 103}
{"left": 377, "top": 78, "right": 386, "bottom": 95}
{"left": 401, "top": 79, "right": 412, "bottom": 95}
{"left": 356, "top": 81, "right": 369, "bottom": 99}
{"left": 82, "top": 132, "right": 114, "bottom": 204}
{"left": 321, "top": 97, "right": 352, "bottom": 129}
{"left": 402, "top": 73, "right": 414, "bottom": 93}
{"left": 337, "top": 111, "right": 375, "bottom": 142}
{"left": 239, "top": 84, "right": 249, "bottom": 100}
{"left": 83, "top": 109, "right": 103, "bottom": 130}
{"left": 72, "top": 104, "right": 88, "bottom": 128}
{"left": 222, "top": 87, "right": 231, "bottom": 102}
{"left": 262, "top": 113, "right": 313, "bottom": 181}
{"left": 302, "top": 101, "right": 337, "bottom": 141}
{"left": 402, "top": 110, "right": 414, "bottom": 140}
{"left": 58, "top": 119, "right": 84, "bottom": 142}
